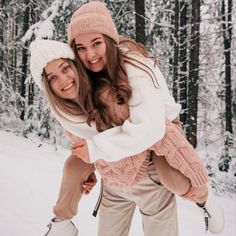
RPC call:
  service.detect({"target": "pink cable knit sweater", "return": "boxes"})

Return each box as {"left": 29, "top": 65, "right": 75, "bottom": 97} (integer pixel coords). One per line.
{"left": 68, "top": 86, "right": 208, "bottom": 188}
{"left": 95, "top": 119, "right": 208, "bottom": 188}
{"left": 94, "top": 86, "right": 208, "bottom": 188}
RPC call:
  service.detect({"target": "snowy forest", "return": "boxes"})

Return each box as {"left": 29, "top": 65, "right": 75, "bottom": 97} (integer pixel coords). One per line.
{"left": 0, "top": 0, "right": 235, "bottom": 195}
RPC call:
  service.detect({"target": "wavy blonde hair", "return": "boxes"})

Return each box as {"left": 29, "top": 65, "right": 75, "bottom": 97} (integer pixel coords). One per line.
{"left": 42, "top": 59, "right": 93, "bottom": 124}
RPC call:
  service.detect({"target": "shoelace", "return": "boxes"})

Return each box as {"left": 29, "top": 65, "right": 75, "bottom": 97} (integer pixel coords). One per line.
{"left": 202, "top": 207, "right": 211, "bottom": 232}
{"left": 45, "top": 222, "right": 52, "bottom": 236}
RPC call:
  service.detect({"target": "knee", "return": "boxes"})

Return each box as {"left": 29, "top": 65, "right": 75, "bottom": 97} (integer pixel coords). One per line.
{"left": 63, "top": 155, "right": 95, "bottom": 179}
{"left": 63, "top": 155, "right": 83, "bottom": 173}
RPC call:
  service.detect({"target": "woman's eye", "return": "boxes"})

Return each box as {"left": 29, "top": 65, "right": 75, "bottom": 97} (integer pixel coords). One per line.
{"left": 76, "top": 47, "right": 85, "bottom": 52}
{"left": 62, "top": 65, "right": 71, "bottom": 73}
{"left": 48, "top": 76, "right": 56, "bottom": 83}
{"left": 93, "top": 41, "right": 101, "bottom": 47}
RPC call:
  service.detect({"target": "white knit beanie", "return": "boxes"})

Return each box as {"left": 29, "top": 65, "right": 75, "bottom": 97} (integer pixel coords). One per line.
{"left": 29, "top": 40, "right": 75, "bottom": 90}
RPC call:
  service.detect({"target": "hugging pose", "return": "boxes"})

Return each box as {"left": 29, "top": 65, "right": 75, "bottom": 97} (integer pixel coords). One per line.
{"left": 29, "top": 2, "right": 224, "bottom": 236}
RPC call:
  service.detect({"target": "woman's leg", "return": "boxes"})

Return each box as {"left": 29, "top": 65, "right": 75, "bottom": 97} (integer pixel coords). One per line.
{"left": 152, "top": 152, "right": 191, "bottom": 196}
{"left": 53, "top": 155, "right": 95, "bottom": 219}
{"left": 97, "top": 184, "right": 136, "bottom": 236}
{"left": 135, "top": 163, "right": 179, "bottom": 236}
{"left": 151, "top": 118, "right": 209, "bottom": 203}
{"left": 45, "top": 155, "right": 95, "bottom": 236}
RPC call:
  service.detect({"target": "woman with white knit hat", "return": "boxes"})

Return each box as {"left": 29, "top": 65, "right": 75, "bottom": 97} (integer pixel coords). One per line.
{"left": 30, "top": 38, "right": 210, "bottom": 236}
{"left": 30, "top": 40, "right": 98, "bottom": 236}
{"left": 29, "top": 2, "right": 224, "bottom": 236}
{"left": 30, "top": 39, "right": 179, "bottom": 236}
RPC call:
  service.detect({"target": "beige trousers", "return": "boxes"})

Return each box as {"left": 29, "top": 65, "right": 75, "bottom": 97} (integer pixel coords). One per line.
{"left": 98, "top": 163, "right": 179, "bottom": 236}
{"left": 53, "top": 155, "right": 95, "bottom": 219}
{"left": 53, "top": 155, "right": 191, "bottom": 235}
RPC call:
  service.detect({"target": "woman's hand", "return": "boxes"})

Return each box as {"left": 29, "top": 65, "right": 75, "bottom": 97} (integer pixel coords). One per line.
{"left": 181, "top": 184, "right": 208, "bottom": 204}
{"left": 71, "top": 139, "right": 90, "bottom": 163}
{"left": 82, "top": 172, "right": 97, "bottom": 194}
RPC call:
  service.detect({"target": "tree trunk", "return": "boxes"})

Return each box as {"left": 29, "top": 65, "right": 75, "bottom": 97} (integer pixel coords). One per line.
{"left": 187, "top": 0, "right": 200, "bottom": 148}
{"left": 0, "top": 0, "right": 6, "bottom": 72}
{"left": 20, "top": 0, "right": 30, "bottom": 120}
{"left": 27, "top": 1, "right": 38, "bottom": 106}
{"left": 135, "top": 0, "right": 145, "bottom": 45}
{"left": 179, "top": 0, "right": 188, "bottom": 127}
{"left": 172, "top": 0, "right": 179, "bottom": 101}
{"left": 222, "top": 0, "right": 233, "bottom": 134}
{"left": 28, "top": 83, "right": 34, "bottom": 106}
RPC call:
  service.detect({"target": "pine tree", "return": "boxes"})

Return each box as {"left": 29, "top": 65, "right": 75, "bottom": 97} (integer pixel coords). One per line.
{"left": 135, "top": 0, "right": 145, "bottom": 45}
{"left": 172, "top": 0, "right": 179, "bottom": 101}
{"left": 221, "top": 0, "right": 233, "bottom": 135}
{"left": 179, "top": 0, "right": 188, "bottom": 127}
{"left": 186, "top": 0, "right": 200, "bottom": 148}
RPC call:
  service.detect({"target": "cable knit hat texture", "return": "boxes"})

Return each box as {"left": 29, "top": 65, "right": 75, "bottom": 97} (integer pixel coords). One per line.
{"left": 29, "top": 40, "right": 75, "bottom": 90}
{"left": 67, "top": 1, "right": 119, "bottom": 45}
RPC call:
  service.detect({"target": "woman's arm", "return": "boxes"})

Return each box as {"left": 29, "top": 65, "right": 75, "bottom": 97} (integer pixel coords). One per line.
{"left": 65, "top": 130, "right": 97, "bottom": 194}
{"left": 53, "top": 63, "right": 179, "bottom": 164}
{"left": 87, "top": 70, "right": 166, "bottom": 162}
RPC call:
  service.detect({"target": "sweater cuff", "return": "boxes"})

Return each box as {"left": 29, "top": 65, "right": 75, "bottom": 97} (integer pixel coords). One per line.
{"left": 87, "top": 139, "right": 110, "bottom": 163}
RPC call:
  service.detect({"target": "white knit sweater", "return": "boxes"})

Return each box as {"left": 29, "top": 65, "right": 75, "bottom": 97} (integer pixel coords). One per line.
{"left": 51, "top": 54, "right": 181, "bottom": 162}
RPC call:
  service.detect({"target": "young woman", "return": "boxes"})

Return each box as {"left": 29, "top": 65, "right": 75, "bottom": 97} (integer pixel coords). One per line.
{"left": 30, "top": 40, "right": 178, "bottom": 236}
{"left": 29, "top": 39, "right": 223, "bottom": 236}
{"left": 67, "top": 1, "right": 224, "bottom": 235}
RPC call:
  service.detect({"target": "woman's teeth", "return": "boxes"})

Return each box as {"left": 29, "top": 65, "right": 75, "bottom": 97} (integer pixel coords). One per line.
{"left": 90, "top": 58, "right": 100, "bottom": 64}
{"left": 62, "top": 82, "right": 74, "bottom": 91}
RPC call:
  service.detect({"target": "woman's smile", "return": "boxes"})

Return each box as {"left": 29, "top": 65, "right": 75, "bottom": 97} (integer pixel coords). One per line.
{"left": 75, "top": 33, "right": 107, "bottom": 72}
{"left": 62, "top": 81, "right": 75, "bottom": 92}
{"left": 44, "top": 59, "right": 78, "bottom": 100}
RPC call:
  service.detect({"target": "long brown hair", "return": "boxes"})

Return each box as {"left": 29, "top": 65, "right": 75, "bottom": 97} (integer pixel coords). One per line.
{"left": 90, "top": 76, "right": 132, "bottom": 131}
{"left": 70, "top": 35, "right": 159, "bottom": 131}
{"left": 89, "top": 78, "right": 116, "bottom": 131}
{"left": 119, "top": 36, "right": 159, "bottom": 88}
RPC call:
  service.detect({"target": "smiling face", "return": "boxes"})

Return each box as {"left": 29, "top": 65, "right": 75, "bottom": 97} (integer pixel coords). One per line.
{"left": 74, "top": 33, "right": 107, "bottom": 72}
{"left": 44, "top": 58, "right": 78, "bottom": 100}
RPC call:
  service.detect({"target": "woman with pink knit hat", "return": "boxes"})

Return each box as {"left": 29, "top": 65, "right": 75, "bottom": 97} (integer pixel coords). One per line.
{"left": 29, "top": 1, "right": 224, "bottom": 236}
{"left": 65, "top": 1, "right": 224, "bottom": 236}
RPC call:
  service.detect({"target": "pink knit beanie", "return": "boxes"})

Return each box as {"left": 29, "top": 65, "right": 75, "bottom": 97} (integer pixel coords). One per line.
{"left": 67, "top": 1, "right": 119, "bottom": 45}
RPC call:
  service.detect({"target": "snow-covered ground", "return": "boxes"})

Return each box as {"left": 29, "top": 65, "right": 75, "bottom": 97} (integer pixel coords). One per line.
{"left": 0, "top": 130, "right": 235, "bottom": 236}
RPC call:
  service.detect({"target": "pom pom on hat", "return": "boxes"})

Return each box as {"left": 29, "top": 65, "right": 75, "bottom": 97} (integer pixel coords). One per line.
{"left": 68, "top": 1, "right": 119, "bottom": 45}
{"left": 29, "top": 40, "right": 75, "bottom": 90}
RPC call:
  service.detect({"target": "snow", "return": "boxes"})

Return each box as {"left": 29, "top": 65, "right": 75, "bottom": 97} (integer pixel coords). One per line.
{"left": 0, "top": 130, "right": 235, "bottom": 236}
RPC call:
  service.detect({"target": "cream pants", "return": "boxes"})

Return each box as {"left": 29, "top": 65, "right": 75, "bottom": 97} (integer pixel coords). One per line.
{"left": 98, "top": 163, "right": 179, "bottom": 236}
{"left": 52, "top": 154, "right": 195, "bottom": 235}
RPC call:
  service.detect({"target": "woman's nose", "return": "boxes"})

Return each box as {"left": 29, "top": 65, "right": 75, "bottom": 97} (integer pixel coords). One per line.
{"left": 59, "top": 73, "right": 69, "bottom": 85}
{"left": 86, "top": 48, "right": 96, "bottom": 60}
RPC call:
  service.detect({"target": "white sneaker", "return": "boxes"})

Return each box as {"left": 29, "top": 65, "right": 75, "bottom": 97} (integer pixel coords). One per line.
{"left": 198, "top": 189, "right": 224, "bottom": 234}
{"left": 45, "top": 219, "right": 78, "bottom": 236}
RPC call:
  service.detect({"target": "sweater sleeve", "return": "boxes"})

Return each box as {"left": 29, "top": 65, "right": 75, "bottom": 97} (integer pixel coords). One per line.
{"left": 87, "top": 70, "right": 166, "bottom": 163}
